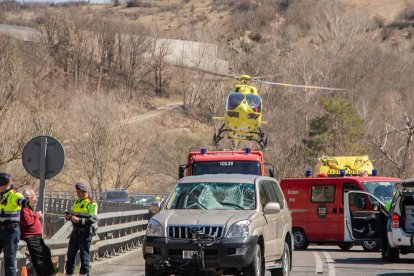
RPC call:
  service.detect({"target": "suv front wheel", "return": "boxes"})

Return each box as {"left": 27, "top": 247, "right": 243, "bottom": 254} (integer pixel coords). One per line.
{"left": 145, "top": 262, "right": 168, "bottom": 276}
{"left": 145, "top": 262, "right": 156, "bottom": 276}
{"left": 271, "top": 241, "right": 291, "bottom": 276}
{"left": 242, "top": 244, "right": 264, "bottom": 276}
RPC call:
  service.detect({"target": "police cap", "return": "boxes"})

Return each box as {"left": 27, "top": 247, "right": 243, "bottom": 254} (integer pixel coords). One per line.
{"left": 75, "top": 182, "right": 89, "bottom": 192}
{"left": 0, "top": 173, "right": 11, "bottom": 186}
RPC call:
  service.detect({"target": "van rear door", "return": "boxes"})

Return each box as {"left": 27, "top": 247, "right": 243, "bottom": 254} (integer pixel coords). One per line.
{"left": 344, "top": 190, "right": 382, "bottom": 242}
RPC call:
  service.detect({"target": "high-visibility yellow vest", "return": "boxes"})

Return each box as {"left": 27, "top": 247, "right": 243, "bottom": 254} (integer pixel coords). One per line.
{"left": 0, "top": 189, "right": 24, "bottom": 223}
{"left": 71, "top": 198, "right": 97, "bottom": 220}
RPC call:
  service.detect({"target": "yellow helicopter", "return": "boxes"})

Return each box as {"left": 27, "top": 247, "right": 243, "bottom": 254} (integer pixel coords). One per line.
{"left": 210, "top": 73, "right": 346, "bottom": 149}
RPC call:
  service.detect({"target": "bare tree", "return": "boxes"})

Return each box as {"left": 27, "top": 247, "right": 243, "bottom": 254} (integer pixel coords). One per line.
{"left": 109, "top": 120, "right": 153, "bottom": 190}
{"left": 373, "top": 113, "right": 414, "bottom": 178}
{"left": 118, "top": 26, "right": 151, "bottom": 101}
{"left": 148, "top": 38, "right": 170, "bottom": 97}
{"left": 0, "top": 36, "right": 35, "bottom": 169}
{"left": 69, "top": 94, "right": 113, "bottom": 193}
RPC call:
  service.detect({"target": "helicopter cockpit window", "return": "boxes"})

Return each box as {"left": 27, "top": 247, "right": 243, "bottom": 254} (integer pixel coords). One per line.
{"left": 226, "top": 93, "right": 244, "bottom": 110}
{"left": 246, "top": 94, "right": 262, "bottom": 113}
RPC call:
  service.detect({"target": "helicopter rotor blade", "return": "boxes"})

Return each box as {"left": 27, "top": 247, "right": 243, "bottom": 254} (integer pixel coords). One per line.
{"left": 212, "top": 116, "right": 225, "bottom": 121}
{"left": 256, "top": 80, "right": 346, "bottom": 91}
{"left": 171, "top": 63, "right": 238, "bottom": 79}
{"left": 194, "top": 77, "right": 233, "bottom": 82}
{"left": 251, "top": 75, "right": 279, "bottom": 80}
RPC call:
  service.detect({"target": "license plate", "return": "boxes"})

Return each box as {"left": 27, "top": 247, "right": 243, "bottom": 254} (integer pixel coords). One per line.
{"left": 182, "top": 250, "right": 198, "bottom": 259}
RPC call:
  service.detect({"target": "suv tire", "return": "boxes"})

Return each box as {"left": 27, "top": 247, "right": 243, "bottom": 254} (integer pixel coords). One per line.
{"left": 242, "top": 244, "right": 264, "bottom": 276}
{"left": 145, "top": 262, "right": 157, "bottom": 276}
{"left": 293, "top": 229, "right": 309, "bottom": 250}
{"left": 271, "top": 241, "right": 291, "bottom": 276}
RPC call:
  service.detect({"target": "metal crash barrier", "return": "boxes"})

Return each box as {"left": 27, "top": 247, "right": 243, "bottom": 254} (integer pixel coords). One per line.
{"left": 0, "top": 197, "right": 150, "bottom": 275}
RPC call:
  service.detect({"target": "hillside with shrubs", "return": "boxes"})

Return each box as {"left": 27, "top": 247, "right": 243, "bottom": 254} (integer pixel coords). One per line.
{"left": 0, "top": 0, "right": 414, "bottom": 194}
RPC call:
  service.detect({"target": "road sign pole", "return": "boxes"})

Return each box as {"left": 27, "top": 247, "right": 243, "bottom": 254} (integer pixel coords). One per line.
{"left": 22, "top": 135, "right": 65, "bottom": 236}
{"left": 38, "top": 137, "right": 47, "bottom": 224}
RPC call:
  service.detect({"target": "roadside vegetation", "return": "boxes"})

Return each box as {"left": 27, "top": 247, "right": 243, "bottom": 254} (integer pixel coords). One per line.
{"left": 0, "top": 0, "right": 414, "bottom": 194}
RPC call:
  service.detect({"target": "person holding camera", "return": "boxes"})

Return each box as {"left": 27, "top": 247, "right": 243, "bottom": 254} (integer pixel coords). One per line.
{"left": 65, "top": 182, "right": 98, "bottom": 276}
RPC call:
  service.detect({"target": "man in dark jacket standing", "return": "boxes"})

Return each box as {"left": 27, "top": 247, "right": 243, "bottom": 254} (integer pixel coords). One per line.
{"left": 20, "top": 189, "right": 56, "bottom": 276}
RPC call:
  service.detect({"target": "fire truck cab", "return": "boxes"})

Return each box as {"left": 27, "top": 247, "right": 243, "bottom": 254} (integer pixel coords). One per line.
{"left": 179, "top": 148, "right": 274, "bottom": 178}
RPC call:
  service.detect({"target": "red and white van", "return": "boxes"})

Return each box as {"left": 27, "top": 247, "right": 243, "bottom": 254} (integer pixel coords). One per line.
{"left": 280, "top": 175, "right": 400, "bottom": 250}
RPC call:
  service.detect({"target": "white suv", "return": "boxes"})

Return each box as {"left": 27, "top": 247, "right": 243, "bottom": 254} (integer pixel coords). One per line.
{"left": 385, "top": 179, "right": 414, "bottom": 261}
{"left": 344, "top": 179, "right": 414, "bottom": 262}
{"left": 143, "top": 174, "right": 293, "bottom": 275}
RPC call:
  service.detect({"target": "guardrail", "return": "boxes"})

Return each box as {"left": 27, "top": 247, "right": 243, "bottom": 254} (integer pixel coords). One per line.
{"left": 0, "top": 197, "right": 151, "bottom": 275}
{"left": 45, "top": 190, "right": 102, "bottom": 200}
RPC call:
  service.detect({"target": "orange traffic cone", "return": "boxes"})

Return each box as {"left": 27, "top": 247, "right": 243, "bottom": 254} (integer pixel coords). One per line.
{"left": 20, "top": 265, "right": 27, "bottom": 276}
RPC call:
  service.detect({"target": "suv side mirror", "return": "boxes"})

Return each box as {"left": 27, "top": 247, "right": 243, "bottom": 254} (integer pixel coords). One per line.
{"left": 149, "top": 202, "right": 161, "bottom": 214}
{"left": 263, "top": 202, "right": 280, "bottom": 214}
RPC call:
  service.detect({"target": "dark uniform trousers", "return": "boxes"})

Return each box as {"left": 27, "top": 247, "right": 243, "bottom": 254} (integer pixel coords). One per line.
{"left": 0, "top": 223, "right": 20, "bottom": 276}
{"left": 376, "top": 210, "right": 389, "bottom": 257}
{"left": 65, "top": 228, "right": 92, "bottom": 275}
{"left": 24, "top": 235, "right": 55, "bottom": 276}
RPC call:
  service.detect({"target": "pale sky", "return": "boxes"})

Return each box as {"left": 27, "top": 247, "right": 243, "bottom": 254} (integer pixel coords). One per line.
{"left": 18, "top": 0, "right": 112, "bottom": 3}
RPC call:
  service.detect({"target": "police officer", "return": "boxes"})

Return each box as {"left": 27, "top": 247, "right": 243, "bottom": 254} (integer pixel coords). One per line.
{"left": 377, "top": 198, "right": 392, "bottom": 260}
{"left": 65, "top": 183, "right": 98, "bottom": 276}
{"left": 0, "top": 172, "right": 36, "bottom": 276}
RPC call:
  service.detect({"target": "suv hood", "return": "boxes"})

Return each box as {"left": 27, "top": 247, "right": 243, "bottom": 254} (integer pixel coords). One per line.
{"left": 154, "top": 209, "right": 257, "bottom": 227}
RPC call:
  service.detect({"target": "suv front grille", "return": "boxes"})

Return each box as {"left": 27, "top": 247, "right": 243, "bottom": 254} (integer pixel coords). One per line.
{"left": 168, "top": 225, "right": 224, "bottom": 239}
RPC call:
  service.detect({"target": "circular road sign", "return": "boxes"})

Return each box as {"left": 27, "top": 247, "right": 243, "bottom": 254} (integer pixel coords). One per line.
{"left": 22, "top": 135, "right": 65, "bottom": 179}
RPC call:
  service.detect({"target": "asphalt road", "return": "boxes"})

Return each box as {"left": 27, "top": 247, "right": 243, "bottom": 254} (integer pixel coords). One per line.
{"left": 90, "top": 244, "right": 414, "bottom": 275}
{"left": 0, "top": 24, "right": 228, "bottom": 74}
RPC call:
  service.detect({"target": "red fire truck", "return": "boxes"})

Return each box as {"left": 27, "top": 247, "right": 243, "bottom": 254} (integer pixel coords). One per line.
{"left": 280, "top": 173, "right": 400, "bottom": 251}
{"left": 178, "top": 148, "right": 274, "bottom": 178}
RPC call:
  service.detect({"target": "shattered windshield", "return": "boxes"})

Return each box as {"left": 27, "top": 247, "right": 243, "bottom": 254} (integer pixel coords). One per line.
{"left": 362, "top": 181, "right": 398, "bottom": 204}
{"left": 192, "top": 161, "right": 261, "bottom": 175}
{"left": 166, "top": 182, "right": 256, "bottom": 210}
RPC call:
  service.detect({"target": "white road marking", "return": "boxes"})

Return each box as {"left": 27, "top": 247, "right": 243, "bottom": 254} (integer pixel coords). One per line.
{"left": 312, "top": 251, "right": 324, "bottom": 274}
{"left": 322, "top": 251, "right": 336, "bottom": 276}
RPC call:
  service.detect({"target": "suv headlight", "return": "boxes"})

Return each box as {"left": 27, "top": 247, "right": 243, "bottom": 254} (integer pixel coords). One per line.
{"left": 146, "top": 219, "right": 164, "bottom": 237}
{"left": 227, "top": 220, "right": 250, "bottom": 237}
